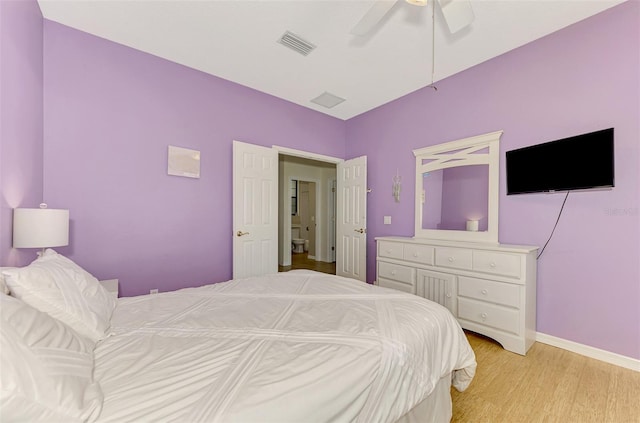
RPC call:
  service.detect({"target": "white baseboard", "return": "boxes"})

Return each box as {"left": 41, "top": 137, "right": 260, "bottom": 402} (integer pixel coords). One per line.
{"left": 536, "top": 332, "right": 640, "bottom": 372}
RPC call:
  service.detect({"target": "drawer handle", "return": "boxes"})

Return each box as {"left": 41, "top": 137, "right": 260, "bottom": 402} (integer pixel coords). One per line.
{"left": 391, "top": 270, "right": 396, "bottom": 275}
{"left": 448, "top": 256, "right": 455, "bottom": 262}
{"left": 481, "top": 312, "right": 487, "bottom": 321}
{"left": 386, "top": 249, "right": 393, "bottom": 254}
{"left": 481, "top": 289, "right": 488, "bottom": 295}
{"left": 490, "top": 262, "right": 496, "bottom": 268}
{"left": 446, "top": 293, "right": 452, "bottom": 298}
{"left": 413, "top": 252, "right": 419, "bottom": 257}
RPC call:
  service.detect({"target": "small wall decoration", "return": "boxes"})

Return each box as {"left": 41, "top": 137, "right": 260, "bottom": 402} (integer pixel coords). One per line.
{"left": 392, "top": 170, "right": 401, "bottom": 203}
{"left": 168, "top": 145, "right": 200, "bottom": 178}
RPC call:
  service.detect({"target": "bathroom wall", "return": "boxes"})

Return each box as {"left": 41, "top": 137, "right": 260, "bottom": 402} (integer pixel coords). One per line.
{"left": 297, "top": 181, "right": 316, "bottom": 257}
{"left": 278, "top": 156, "right": 336, "bottom": 266}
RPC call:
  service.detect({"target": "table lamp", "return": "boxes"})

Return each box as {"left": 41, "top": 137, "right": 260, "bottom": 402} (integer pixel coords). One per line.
{"left": 13, "top": 203, "right": 69, "bottom": 257}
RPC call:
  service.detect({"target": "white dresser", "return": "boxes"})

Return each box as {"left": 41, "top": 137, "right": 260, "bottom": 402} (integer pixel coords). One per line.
{"left": 376, "top": 237, "right": 537, "bottom": 355}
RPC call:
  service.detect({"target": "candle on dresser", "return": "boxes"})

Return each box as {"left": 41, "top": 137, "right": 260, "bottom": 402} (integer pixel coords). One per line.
{"left": 466, "top": 219, "right": 479, "bottom": 232}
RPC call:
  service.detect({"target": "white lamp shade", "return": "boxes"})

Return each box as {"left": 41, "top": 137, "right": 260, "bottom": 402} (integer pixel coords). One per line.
{"left": 13, "top": 208, "right": 69, "bottom": 248}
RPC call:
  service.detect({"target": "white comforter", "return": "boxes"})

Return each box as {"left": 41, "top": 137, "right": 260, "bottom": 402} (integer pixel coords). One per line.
{"left": 94, "top": 271, "right": 475, "bottom": 423}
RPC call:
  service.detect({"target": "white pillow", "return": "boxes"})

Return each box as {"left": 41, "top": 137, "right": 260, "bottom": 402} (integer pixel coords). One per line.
{"left": 0, "top": 267, "right": 14, "bottom": 294}
{"left": 2, "top": 250, "right": 117, "bottom": 342}
{"left": 0, "top": 293, "right": 104, "bottom": 422}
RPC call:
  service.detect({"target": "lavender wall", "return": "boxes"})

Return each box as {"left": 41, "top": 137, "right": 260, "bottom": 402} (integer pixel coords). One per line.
{"left": 4, "top": 0, "right": 636, "bottom": 360}
{"left": 346, "top": 1, "right": 640, "bottom": 359}
{"left": 43, "top": 21, "right": 345, "bottom": 296}
{"left": 0, "top": 0, "right": 44, "bottom": 267}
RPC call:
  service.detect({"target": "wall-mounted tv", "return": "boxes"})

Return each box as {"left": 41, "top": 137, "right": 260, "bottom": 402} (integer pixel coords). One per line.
{"left": 506, "top": 128, "right": 614, "bottom": 195}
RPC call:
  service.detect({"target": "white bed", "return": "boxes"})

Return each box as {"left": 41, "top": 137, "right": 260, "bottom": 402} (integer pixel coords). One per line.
{"left": 1, "top": 252, "right": 475, "bottom": 423}
{"left": 95, "top": 270, "right": 475, "bottom": 422}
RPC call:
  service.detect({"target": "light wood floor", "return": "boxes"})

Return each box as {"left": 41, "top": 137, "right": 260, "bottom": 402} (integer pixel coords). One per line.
{"left": 452, "top": 332, "right": 640, "bottom": 423}
{"left": 278, "top": 252, "right": 336, "bottom": 275}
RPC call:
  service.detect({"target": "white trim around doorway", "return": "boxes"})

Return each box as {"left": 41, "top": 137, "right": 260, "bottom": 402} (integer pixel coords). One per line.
{"left": 274, "top": 146, "right": 341, "bottom": 268}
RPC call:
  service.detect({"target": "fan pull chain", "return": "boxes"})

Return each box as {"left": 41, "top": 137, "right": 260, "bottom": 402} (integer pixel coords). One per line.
{"left": 429, "top": 0, "right": 438, "bottom": 91}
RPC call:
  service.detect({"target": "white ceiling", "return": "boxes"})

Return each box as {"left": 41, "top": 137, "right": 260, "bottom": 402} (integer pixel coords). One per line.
{"left": 38, "top": 0, "right": 625, "bottom": 120}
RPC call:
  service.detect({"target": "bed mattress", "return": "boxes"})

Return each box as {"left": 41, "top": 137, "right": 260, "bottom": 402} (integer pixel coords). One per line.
{"left": 94, "top": 270, "right": 475, "bottom": 422}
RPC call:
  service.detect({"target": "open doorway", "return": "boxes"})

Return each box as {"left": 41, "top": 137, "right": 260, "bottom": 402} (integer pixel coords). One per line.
{"left": 232, "top": 141, "right": 367, "bottom": 282}
{"left": 277, "top": 154, "right": 336, "bottom": 275}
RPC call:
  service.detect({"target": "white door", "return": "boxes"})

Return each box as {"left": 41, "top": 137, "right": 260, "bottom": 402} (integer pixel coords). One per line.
{"left": 232, "top": 141, "right": 278, "bottom": 279}
{"left": 336, "top": 156, "right": 367, "bottom": 282}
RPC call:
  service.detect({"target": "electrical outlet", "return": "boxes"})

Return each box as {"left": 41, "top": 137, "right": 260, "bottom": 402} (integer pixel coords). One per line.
{"left": 150, "top": 289, "right": 159, "bottom": 295}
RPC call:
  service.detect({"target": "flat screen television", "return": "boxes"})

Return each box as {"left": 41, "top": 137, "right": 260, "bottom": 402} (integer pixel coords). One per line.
{"left": 506, "top": 128, "right": 614, "bottom": 195}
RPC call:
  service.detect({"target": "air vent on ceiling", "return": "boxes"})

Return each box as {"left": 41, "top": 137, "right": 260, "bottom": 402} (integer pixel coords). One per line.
{"left": 278, "top": 31, "right": 316, "bottom": 56}
{"left": 311, "top": 92, "right": 346, "bottom": 109}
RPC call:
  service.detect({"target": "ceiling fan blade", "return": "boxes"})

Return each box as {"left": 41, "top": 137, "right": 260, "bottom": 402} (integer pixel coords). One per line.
{"left": 350, "top": 0, "right": 398, "bottom": 36}
{"left": 437, "top": 0, "right": 474, "bottom": 34}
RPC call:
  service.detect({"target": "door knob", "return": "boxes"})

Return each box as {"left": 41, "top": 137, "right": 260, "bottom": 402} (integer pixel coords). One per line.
{"left": 236, "top": 231, "right": 250, "bottom": 237}
{"left": 354, "top": 228, "right": 366, "bottom": 234}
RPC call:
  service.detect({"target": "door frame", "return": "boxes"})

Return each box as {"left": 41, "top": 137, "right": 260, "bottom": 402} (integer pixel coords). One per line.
{"left": 273, "top": 146, "right": 343, "bottom": 164}
{"left": 327, "top": 178, "right": 337, "bottom": 263}
{"left": 232, "top": 143, "right": 366, "bottom": 280}
{"left": 273, "top": 145, "right": 343, "bottom": 268}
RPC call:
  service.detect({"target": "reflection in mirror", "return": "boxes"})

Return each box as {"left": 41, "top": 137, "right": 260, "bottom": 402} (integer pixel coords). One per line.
{"left": 291, "top": 180, "right": 298, "bottom": 215}
{"left": 422, "top": 165, "right": 489, "bottom": 231}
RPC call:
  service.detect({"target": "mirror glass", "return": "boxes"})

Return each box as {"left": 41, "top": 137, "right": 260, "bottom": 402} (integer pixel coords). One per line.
{"left": 421, "top": 165, "right": 489, "bottom": 231}
{"left": 291, "top": 180, "right": 298, "bottom": 215}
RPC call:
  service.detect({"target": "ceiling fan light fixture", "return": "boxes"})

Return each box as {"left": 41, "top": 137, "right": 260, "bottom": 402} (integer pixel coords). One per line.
{"left": 406, "top": 0, "right": 428, "bottom": 6}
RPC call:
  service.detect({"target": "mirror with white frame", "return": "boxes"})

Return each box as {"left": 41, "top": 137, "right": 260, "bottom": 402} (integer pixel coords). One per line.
{"left": 414, "top": 131, "right": 502, "bottom": 244}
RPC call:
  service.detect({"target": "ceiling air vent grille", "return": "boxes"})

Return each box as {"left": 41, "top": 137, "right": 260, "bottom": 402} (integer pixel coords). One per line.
{"left": 278, "top": 31, "right": 316, "bottom": 56}
{"left": 311, "top": 92, "right": 346, "bottom": 109}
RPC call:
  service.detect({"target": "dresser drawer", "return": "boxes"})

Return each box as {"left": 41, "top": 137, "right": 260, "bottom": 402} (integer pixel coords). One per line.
{"left": 458, "top": 276, "right": 519, "bottom": 308}
{"left": 403, "top": 244, "right": 435, "bottom": 265}
{"left": 378, "top": 261, "right": 415, "bottom": 284}
{"left": 378, "top": 241, "right": 403, "bottom": 260}
{"left": 473, "top": 251, "right": 521, "bottom": 278}
{"left": 378, "top": 278, "right": 415, "bottom": 294}
{"left": 458, "top": 297, "right": 520, "bottom": 335}
{"left": 435, "top": 247, "right": 473, "bottom": 270}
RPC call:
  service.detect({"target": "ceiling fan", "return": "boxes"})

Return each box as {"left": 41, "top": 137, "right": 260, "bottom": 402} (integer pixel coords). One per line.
{"left": 351, "top": 0, "right": 475, "bottom": 36}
